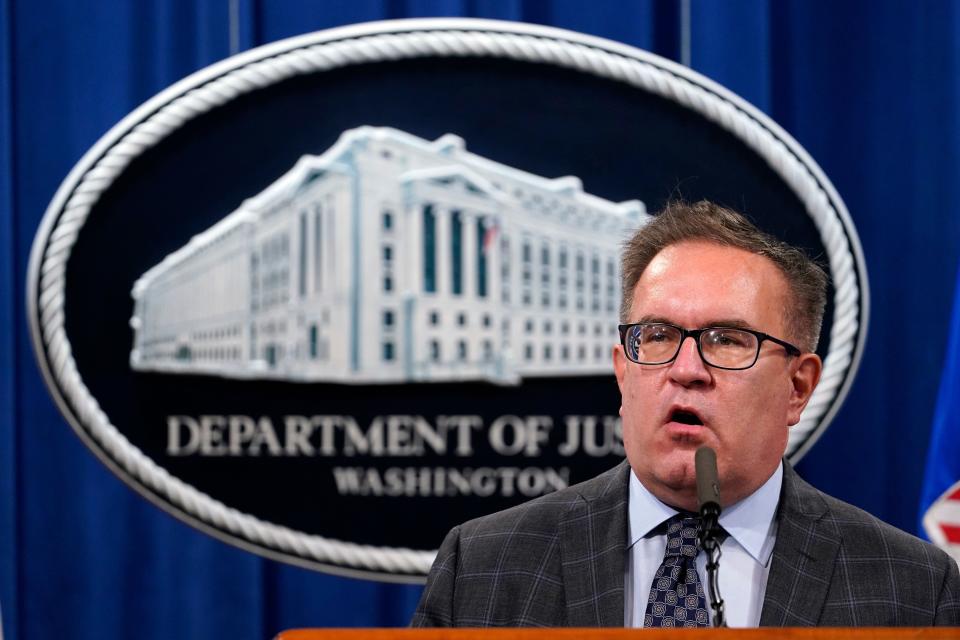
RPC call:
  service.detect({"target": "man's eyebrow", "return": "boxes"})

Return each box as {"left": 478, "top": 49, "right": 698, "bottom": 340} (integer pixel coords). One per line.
{"left": 634, "top": 315, "right": 754, "bottom": 330}
{"left": 704, "top": 318, "right": 754, "bottom": 330}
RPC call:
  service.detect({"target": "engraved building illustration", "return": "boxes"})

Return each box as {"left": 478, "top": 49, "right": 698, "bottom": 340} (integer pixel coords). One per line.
{"left": 129, "top": 127, "right": 647, "bottom": 384}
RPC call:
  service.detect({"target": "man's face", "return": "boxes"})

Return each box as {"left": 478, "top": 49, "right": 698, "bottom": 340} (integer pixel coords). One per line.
{"left": 613, "top": 241, "right": 821, "bottom": 510}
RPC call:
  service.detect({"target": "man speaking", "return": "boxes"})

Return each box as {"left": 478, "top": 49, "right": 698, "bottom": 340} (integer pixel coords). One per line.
{"left": 411, "top": 200, "right": 960, "bottom": 627}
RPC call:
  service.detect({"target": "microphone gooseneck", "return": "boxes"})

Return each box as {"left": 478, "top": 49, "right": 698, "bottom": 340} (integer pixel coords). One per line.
{"left": 695, "top": 446, "right": 726, "bottom": 628}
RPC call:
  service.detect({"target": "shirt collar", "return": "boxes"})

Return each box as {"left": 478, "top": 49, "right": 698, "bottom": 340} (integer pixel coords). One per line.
{"left": 627, "top": 469, "right": 680, "bottom": 546}
{"left": 627, "top": 460, "right": 782, "bottom": 566}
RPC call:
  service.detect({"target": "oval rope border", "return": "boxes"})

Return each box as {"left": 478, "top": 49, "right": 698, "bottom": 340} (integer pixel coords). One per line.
{"left": 28, "top": 18, "right": 868, "bottom": 581}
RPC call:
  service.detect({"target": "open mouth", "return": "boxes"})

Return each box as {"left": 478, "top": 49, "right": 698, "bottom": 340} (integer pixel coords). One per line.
{"left": 669, "top": 409, "right": 704, "bottom": 426}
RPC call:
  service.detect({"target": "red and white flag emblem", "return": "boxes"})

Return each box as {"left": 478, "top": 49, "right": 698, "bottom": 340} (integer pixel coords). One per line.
{"left": 923, "top": 479, "right": 960, "bottom": 566}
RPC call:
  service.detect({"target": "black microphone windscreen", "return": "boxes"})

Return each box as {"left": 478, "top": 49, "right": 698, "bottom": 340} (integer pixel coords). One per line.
{"left": 695, "top": 446, "right": 721, "bottom": 511}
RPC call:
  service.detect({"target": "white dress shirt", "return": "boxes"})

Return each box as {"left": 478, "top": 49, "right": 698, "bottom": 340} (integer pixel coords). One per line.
{"left": 624, "top": 462, "right": 782, "bottom": 628}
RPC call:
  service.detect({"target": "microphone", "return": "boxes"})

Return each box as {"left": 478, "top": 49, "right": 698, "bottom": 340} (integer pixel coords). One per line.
{"left": 694, "top": 446, "right": 726, "bottom": 627}
{"left": 695, "top": 446, "right": 721, "bottom": 519}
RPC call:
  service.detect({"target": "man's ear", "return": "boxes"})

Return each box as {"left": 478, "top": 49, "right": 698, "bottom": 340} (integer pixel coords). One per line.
{"left": 786, "top": 352, "right": 822, "bottom": 426}
{"left": 613, "top": 344, "right": 627, "bottom": 394}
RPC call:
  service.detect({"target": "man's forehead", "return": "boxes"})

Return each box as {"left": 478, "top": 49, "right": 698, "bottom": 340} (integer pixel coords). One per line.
{"left": 639, "top": 241, "right": 786, "bottom": 286}
{"left": 630, "top": 241, "right": 790, "bottom": 330}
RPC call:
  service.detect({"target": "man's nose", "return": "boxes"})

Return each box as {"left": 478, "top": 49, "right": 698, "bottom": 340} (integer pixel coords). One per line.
{"left": 668, "top": 337, "right": 712, "bottom": 386}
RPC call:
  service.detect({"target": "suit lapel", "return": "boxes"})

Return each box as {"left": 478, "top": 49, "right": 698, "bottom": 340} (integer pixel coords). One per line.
{"left": 560, "top": 460, "right": 630, "bottom": 627}
{"left": 760, "top": 462, "right": 841, "bottom": 626}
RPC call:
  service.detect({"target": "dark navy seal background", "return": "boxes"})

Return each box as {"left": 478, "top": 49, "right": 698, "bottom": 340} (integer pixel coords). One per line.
{"left": 64, "top": 56, "right": 834, "bottom": 550}
{"left": 3, "top": 2, "right": 960, "bottom": 639}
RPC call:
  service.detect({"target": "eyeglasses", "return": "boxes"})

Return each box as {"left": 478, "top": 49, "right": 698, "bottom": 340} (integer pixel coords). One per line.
{"left": 617, "top": 322, "right": 802, "bottom": 370}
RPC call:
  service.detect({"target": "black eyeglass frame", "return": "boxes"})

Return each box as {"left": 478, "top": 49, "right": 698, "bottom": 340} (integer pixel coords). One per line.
{"left": 617, "top": 322, "right": 803, "bottom": 370}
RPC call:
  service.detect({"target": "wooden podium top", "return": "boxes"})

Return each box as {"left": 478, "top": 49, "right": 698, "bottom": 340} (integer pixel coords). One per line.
{"left": 276, "top": 629, "right": 958, "bottom": 640}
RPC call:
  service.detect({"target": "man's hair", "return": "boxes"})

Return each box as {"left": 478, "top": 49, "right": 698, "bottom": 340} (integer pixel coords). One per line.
{"left": 620, "top": 200, "right": 828, "bottom": 352}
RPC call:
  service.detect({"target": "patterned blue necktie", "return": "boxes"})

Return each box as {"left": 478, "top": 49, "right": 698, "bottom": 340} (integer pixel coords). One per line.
{"left": 643, "top": 514, "right": 710, "bottom": 627}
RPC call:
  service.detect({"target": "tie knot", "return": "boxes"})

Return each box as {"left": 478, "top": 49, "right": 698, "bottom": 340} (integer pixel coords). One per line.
{"left": 664, "top": 515, "right": 701, "bottom": 558}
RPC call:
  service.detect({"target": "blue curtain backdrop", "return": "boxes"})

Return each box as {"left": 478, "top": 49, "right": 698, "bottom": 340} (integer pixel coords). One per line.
{"left": 2, "top": 1, "right": 959, "bottom": 638}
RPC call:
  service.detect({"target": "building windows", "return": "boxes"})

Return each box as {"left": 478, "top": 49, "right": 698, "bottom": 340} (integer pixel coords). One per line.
{"left": 482, "top": 314, "right": 491, "bottom": 328}
{"left": 477, "top": 218, "right": 488, "bottom": 298}
{"left": 541, "top": 243, "right": 551, "bottom": 308}
{"left": 266, "top": 344, "right": 278, "bottom": 367}
{"left": 309, "top": 324, "right": 318, "bottom": 359}
{"left": 382, "top": 242, "right": 394, "bottom": 295}
{"left": 483, "top": 340, "right": 493, "bottom": 361}
{"left": 606, "top": 259, "right": 616, "bottom": 312}
{"left": 383, "top": 341, "right": 395, "bottom": 362}
{"left": 280, "top": 268, "right": 289, "bottom": 303}
{"left": 299, "top": 211, "right": 307, "bottom": 298}
{"left": 327, "top": 199, "right": 336, "bottom": 275}
{"left": 592, "top": 255, "right": 601, "bottom": 312}
{"left": 423, "top": 204, "right": 436, "bottom": 293}
{"left": 457, "top": 340, "right": 467, "bottom": 360}
{"left": 382, "top": 210, "right": 393, "bottom": 230}
{"left": 430, "top": 340, "right": 441, "bottom": 362}
{"left": 259, "top": 233, "right": 293, "bottom": 310}
{"left": 250, "top": 254, "right": 259, "bottom": 312}
{"left": 429, "top": 311, "right": 440, "bottom": 326}
{"left": 383, "top": 310, "right": 394, "bottom": 328}
{"left": 559, "top": 248, "right": 568, "bottom": 309}
{"left": 522, "top": 240, "right": 532, "bottom": 306}
{"left": 457, "top": 313, "right": 467, "bottom": 327}
{"left": 524, "top": 344, "right": 533, "bottom": 361}
{"left": 576, "top": 251, "right": 585, "bottom": 310}
{"left": 500, "top": 236, "right": 511, "bottom": 304}
{"left": 451, "top": 210, "right": 463, "bottom": 295}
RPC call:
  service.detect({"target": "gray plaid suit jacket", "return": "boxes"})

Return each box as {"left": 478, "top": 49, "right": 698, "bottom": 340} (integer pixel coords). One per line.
{"left": 411, "top": 460, "right": 960, "bottom": 627}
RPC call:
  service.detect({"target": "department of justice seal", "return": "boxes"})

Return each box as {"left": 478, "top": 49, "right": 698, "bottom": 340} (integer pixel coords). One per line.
{"left": 27, "top": 19, "right": 868, "bottom": 582}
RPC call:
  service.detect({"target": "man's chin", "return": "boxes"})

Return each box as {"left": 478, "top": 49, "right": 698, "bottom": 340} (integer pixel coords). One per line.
{"left": 659, "top": 469, "right": 697, "bottom": 493}
{"left": 645, "top": 460, "right": 699, "bottom": 505}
